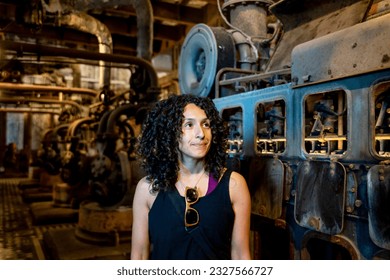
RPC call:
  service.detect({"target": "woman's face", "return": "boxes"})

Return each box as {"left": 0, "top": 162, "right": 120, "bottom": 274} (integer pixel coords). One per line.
{"left": 178, "top": 103, "right": 212, "bottom": 161}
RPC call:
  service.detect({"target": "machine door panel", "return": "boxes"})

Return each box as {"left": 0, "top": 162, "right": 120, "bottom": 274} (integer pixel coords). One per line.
{"left": 248, "top": 157, "right": 285, "bottom": 219}
{"left": 367, "top": 165, "right": 390, "bottom": 250}
{"left": 295, "top": 160, "right": 346, "bottom": 235}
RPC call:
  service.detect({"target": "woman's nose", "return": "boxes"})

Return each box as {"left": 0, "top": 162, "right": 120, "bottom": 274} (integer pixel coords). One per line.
{"left": 195, "top": 124, "right": 205, "bottom": 139}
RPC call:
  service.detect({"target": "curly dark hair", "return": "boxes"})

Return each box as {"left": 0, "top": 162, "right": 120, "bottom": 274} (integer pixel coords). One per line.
{"left": 137, "top": 94, "right": 228, "bottom": 192}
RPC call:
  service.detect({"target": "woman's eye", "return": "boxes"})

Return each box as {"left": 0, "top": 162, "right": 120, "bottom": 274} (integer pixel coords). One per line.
{"left": 203, "top": 121, "right": 210, "bottom": 128}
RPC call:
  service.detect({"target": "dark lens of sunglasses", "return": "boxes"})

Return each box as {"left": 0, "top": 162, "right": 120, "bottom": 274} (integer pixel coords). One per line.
{"left": 186, "top": 188, "right": 198, "bottom": 203}
{"left": 186, "top": 208, "right": 198, "bottom": 224}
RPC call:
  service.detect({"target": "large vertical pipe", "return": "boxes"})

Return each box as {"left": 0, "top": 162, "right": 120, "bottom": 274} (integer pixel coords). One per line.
{"left": 221, "top": 0, "right": 273, "bottom": 70}
{"left": 64, "top": 0, "right": 154, "bottom": 61}
{"left": 223, "top": 0, "right": 269, "bottom": 39}
{"left": 57, "top": 11, "right": 113, "bottom": 88}
{"left": 43, "top": 0, "right": 154, "bottom": 86}
{"left": 41, "top": 1, "right": 113, "bottom": 88}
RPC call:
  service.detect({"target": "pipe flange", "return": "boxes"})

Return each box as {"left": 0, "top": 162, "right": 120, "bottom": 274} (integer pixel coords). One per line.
{"left": 222, "top": 0, "right": 274, "bottom": 12}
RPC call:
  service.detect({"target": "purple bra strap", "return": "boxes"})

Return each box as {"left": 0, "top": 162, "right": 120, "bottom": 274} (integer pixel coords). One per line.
{"left": 206, "top": 173, "right": 219, "bottom": 195}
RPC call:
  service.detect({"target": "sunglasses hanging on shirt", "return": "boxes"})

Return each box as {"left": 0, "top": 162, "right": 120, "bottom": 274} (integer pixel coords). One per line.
{"left": 184, "top": 186, "right": 199, "bottom": 228}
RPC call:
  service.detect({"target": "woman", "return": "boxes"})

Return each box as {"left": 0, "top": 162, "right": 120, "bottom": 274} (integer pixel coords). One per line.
{"left": 131, "top": 94, "right": 251, "bottom": 260}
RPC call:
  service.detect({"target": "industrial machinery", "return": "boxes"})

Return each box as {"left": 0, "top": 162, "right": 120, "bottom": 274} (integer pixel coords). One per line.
{"left": 178, "top": 0, "right": 390, "bottom": 259}
{"left": 0, "top": 3, "right": 160, "bottom": 257}
{"left": 1, "top": 0, "right": 389, "bottom": 260}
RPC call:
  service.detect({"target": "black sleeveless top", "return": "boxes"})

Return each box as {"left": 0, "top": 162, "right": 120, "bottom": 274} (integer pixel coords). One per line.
{"left": 148, "top": 170, "right": 235, "bottom": 259}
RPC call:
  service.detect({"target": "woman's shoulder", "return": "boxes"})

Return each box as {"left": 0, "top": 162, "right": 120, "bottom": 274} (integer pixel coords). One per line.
{"left": 220, "top": 168, "right": 245, "bottom": 182}
{"left": 217, "top": 168, "right": 245, "bottom": 183}
{"left": 230, "top": 170, "right": 245, "bottom": 179}
{"left": 135, "top": 176, "right": 159, "bottom": 208}
{"left": 228, "top": 170, "right": 248, "bottom": 189}
{"left": 137, "top": 176, "right": 153, "bottom": 187}
{"left": 227, "top": 170, "right": 250, "bottom": 204}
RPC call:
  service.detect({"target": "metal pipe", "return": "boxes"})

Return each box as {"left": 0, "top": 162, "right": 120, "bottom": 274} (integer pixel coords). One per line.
{"left": 230, "top": 30, "right": 258, "bottom": 70}
{"left": 67, "top": 116, "right": 96, "bottom": 138}
{"left": 57, "top": 11, "right": 113, "bottom": 88}
{"left": 0, "top": 97, "right": 84, "bottom": 112}
{"left": 216, "top": 67, "right": 290, "bottom": 85}
{"left": 105, "top": 103, "right": 138, "bottom": 135}
{"left": 0, "top": 82, "right": 98, "bottom": 97}
{"left": 51, "top": 123, "right": 70, "bottom": 140}
{"left": 97, "top": 109, "right": 114, "bottom": 136}
{"left": 0, "top": 41, "right": 159, "bottom": 88}
{"left": 223, "top": 0, "right": 271, "bottom": 39}
{"left": 41, "top": 1, "right": 114, "bottom": 88}
{"left": 63, "top": 0, "right": 154, "bottom": 61}
{"left": 0, "top": 108, "right": 60, "bottom": 114}
{"left": 337, "top": 92, "right": 344, "bottom": 150}
{"left": 220, "top": 0, "right": 273, "bottom": 71}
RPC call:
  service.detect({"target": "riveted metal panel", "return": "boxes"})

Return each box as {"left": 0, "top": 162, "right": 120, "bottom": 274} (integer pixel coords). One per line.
{"left": 248, "top": 157, "right": 285, "bottom": 219}
{"left": 295, "top": 160, "right": 346, "bottom": 234}
{"left": 367, "top": 165, "right": 390, "bottom": 250}
{"left": 291, "top": 13, "right": 390, "bottom": 85}
{"left": 267, "top": 0, "right": 370, "bottom": 72}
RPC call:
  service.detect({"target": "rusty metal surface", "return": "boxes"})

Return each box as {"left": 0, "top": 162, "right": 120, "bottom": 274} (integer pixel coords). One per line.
{"left": 291, "top": 13, "right": 390, "bottom": 85}
{"left": 266, "top": 0, "right": 371, "bottom": 71}
{"left": 294, "top": 160, "right": 346, "bottom": 235}
{"left": 78, "top": 201, "right": 132, "bottom": 233}
{"left": 248, "top": 157, "right": 285, "bottom": 219}
{"left": 367, "top": 164, "right": 390, "bottom": 250}
{"left": 300, "top": 231, "right": 360, "bottom": 259}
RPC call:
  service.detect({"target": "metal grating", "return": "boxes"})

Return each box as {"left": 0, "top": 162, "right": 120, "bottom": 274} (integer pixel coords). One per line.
{"left": 0, "top": 178, "right": 76, "bottom": 260}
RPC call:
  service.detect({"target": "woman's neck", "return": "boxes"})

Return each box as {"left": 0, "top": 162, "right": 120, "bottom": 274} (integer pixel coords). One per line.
{"left": 178, "top": 159, "right": 205, "bottom": 175}
{"left": 177, "top": 161, "right": 208, "bottom": 195}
